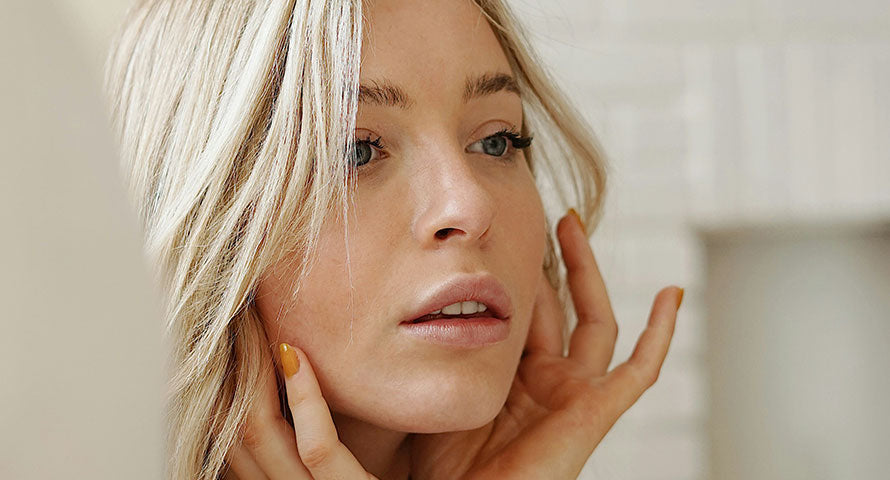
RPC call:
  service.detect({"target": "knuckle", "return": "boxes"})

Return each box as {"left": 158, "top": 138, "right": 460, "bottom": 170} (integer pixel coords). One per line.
{"left": 641, "top": 365, "right": 660, "bottom": 388}
{"left": 241, "top": 421, "right": 264, "bottom": 449}
{"left": 648, "top": 369, "right": 660, "bottom": 387}
{"left": 300, "top": 441, "right": 334, "bottom": 469}
{"left": 240, "top": 415, "right": 266, "bottom": 449}
{"left": 286, "top": 389, "right": 309, "bottom": 412}
{"left": 630, "top": 362, "right": 659, "bottom": 389}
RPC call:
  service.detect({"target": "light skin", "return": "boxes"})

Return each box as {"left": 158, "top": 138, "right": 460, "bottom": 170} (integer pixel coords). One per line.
{"left": 225, "top": 1, "right": 682, "bottom": 479}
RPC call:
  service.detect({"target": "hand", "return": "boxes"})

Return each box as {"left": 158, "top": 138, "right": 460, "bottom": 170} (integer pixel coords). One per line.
{"left": 224, "top": 333, "right": 376, "bottom": 479}
{"left": 409, "top": 211, "right": 683, "bottom": 479}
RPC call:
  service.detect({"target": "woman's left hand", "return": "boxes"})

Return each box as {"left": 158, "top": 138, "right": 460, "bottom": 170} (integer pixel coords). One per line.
{"left": 409, "top": 212, "right": 683, "bottom": 480}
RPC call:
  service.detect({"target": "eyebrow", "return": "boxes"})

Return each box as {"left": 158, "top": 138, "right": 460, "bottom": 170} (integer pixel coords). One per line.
{"left": 357, "top": 72, "right": 520, "bottom": 110}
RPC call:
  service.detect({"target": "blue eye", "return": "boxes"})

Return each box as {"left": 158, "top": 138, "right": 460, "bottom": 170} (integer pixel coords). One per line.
{"left": 349, "top": 135, "right": 385, "bottom": 168}
{"left": 467, "top": 129, "right": 533, "bottom": 158}
{"left": 348, "top": 129, "right": 534, "bottom": 170}
{"left": 479, "top": 135, "right": 508, "bottom": 156}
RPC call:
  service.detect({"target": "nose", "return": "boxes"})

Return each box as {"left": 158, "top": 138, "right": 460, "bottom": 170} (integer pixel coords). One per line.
{"left": 412, "top": 143, "right": 496, "bottom": 249}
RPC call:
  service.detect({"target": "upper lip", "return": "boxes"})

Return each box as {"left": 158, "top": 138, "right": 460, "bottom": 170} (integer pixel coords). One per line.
{"left": 401, "top": 272, "right": 513, "bottom": 323}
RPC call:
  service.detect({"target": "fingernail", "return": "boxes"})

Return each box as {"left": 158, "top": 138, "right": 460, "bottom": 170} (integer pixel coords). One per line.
{"left": 279, "top": 343, "right": 300, "bottom": 378}
{"left": 677, "top": 288, "right": 685, "bottom": 309}
{"left": 567, "top": 207, "right": 586, "bottom": 235}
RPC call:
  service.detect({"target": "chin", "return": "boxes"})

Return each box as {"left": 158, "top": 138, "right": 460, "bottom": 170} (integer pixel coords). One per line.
{"left": 382, "top": 371, "right": 514, "bottom": 434}
{"left": 326, "top": 338, "right": 527, "bottom": 434}
{"left": 414, "top": 399, "right": 502, "bottom": 433}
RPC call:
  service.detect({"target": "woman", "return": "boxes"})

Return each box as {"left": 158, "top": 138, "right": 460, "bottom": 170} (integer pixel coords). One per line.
{"left": 104, "top": 0, "right": 683, "bottom": 478}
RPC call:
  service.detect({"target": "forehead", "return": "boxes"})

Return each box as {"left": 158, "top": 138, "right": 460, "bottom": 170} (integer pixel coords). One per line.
{"left": 360, "top": 0, "right": 512, "bottom": 103}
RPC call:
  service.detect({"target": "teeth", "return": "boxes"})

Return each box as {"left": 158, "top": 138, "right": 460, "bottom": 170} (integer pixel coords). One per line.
{"left": 460, "top": 301, "right": 477, "bottom": 314}
{"left": 437, "top": 301, "right": 489, "bottom": 315}
{"left": 441, "top": 302, "right": 462, "bottom": 315}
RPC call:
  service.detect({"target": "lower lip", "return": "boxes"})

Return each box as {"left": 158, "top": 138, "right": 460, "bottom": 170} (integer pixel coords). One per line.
{"left": 399, "top": 317, "right": 510, "bottom": 348}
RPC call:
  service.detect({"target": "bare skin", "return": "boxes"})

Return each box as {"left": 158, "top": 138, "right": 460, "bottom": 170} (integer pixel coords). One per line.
{"left": 223, "top": 0, "right": 682, "bottom": 478}
{"left": 226, "top": 213, "right": 682, "bottom": 480}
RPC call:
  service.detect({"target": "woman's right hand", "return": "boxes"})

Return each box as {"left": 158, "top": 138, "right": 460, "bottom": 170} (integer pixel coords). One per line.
{"left": 223, "top": 339, "right": 376, "bottom": 479}
{"left": 408, "top": 212, "right": 682, "bottom": 479}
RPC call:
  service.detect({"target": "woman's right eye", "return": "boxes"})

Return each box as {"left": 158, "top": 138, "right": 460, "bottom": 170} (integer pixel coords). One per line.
{"left": 350, "top": 135, "right": 385, "bottom": 168}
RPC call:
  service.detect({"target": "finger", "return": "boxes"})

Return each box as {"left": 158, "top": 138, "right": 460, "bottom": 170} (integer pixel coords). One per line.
{"left": 557, "top": 211, "right": 619, "bottom": 375}
{"left": 603, "top": 286, "right": 682, "bottom": 417}
{"left": 278, "top": 343, "right": 376, "bottom": 480}
{"left": 463, "top": 288, "right": 682, "bottom": 480}
{"left": 240, "top": 335, "right": 312, "bottom": 479}
{"left": 524, "top": 270, "right": 566, "bottom": 357}
{"left": 226, "top": 444, "right": 269, "bottom": 480}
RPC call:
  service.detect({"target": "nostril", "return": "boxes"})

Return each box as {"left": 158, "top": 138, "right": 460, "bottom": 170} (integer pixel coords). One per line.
{"left": 435, "top": 228, "right": 455, "bottom": 239}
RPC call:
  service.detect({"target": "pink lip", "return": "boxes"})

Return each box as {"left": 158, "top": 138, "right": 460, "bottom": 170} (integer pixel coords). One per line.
{"left": 400, "top": 272, "right": 513, "bottom": 323}
{"left": 398, "top": 272, "right": 513, "bottom": 348}
{"left": 400, "top": 316, "right": 510, "bottom": 348}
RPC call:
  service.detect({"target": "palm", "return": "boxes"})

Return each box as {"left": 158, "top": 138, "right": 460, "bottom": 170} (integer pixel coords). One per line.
{"left": 409, "top": 215, "right": 682, "bottom": 480}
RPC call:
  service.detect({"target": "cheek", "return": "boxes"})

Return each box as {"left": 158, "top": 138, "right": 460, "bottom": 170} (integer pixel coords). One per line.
{"left": 508, "top": 180, "right": 549, "bottom": 342}
{"left": 254, "top": 255, "right": 372, "bottom": 413}
{"left": 505, "top": 176, "right": 548, "bottom": 291}
{"left": 254, "top": 226, "right": 355, "bottom": 350}
{"left": 255, "top": 272, "right": 334, "bottom": 348}
{"left": 253, "top": 226, "right": 389, "bottom": 389}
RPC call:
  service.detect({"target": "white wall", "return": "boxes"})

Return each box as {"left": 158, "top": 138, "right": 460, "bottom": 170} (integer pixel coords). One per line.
{"left": 705, "top": 226, "right": 890, "bottom": 480}
{"left": 512, "top": 0, "right": 890, "bottom": 479}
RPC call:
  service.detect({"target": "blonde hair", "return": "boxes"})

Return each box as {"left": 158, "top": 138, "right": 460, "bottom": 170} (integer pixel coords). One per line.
{"left": 104, "top": 1, "right": 607, "bottom": 479}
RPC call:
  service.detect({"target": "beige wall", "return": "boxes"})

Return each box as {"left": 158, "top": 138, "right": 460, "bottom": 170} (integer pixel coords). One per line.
{"left": 0, "top": 1, "right": 162, "bottom": 478}
{"left": 706, "top": 226, "right": 890, "bottom": 479}
{"left": 56, "top": 0, "right": 134, "bottom": 77}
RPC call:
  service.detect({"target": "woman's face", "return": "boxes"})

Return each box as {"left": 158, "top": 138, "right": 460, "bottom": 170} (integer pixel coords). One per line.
{"left": 256, "top": 0, "right": 547, "bottom": 433}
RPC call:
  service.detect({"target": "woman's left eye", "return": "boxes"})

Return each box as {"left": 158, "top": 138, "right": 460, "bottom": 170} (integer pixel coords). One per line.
{"left": 467, "top": 129, "right": 533, "bottom": 158}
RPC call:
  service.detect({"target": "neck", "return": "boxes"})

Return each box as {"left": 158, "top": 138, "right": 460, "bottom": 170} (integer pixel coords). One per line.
{"left": 331, "top": 412, "right": 412, "bottom": 480}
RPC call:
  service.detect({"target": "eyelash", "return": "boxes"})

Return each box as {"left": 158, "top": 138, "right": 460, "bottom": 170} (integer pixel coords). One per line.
{"left": 350, "top": 128, "right": 534, "bottom": 169}
{"left": 491, "top": 128, "right": 534, "bottom": 152}
{"left": 362, "top": 134, "right": 387, "bottom": 150}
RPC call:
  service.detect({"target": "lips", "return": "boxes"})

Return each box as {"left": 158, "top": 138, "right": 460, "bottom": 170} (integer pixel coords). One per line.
{"left": 401, "top": 272, "right": 512, "bottom": 324}
{"left": 408, "top": 310, "right": 491, "bottom": 323}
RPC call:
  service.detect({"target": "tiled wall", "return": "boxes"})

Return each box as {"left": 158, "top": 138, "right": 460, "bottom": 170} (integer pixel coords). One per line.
{"left": 512, "top": 1, "right": 890, "bottom": 478}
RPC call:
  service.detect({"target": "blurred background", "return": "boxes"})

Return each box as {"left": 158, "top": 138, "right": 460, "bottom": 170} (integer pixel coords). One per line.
{"left": 2, "top": 0, "right": 887, "bottom": 479}
{"left": 1, "top": 2, "right": 163, "bottom": 480}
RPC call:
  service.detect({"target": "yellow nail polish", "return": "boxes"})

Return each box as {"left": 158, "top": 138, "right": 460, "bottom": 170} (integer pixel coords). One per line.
{"left": 567, "top": 207, "right": 586, "bottom": 235}
{"left": 279, "top": 343, "right": 300, "bottom": 378}
{"left": 677, "top": 288, "right": 685, "bottom": 309}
